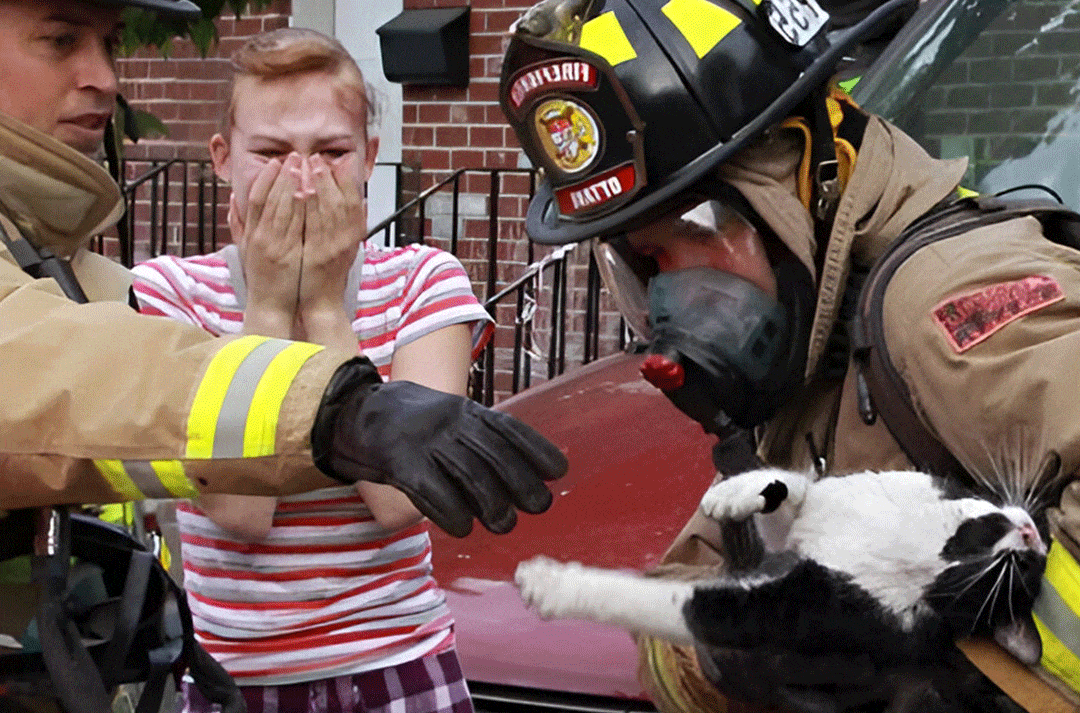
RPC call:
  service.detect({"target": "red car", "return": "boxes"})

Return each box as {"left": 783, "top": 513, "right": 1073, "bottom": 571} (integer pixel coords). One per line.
{"left": 430, "top": 351, "right": 718, "bottom": 712}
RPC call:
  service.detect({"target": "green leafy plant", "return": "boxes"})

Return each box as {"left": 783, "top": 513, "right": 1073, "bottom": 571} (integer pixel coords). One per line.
{"left": 114, "top": 0, "right": 273, "bottom": 144}
{"left": 119, "top": 0, "right": 275, "bottom": 58}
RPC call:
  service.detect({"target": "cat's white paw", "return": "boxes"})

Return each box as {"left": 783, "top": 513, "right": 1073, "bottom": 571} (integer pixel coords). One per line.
{"left": 515, "top": 556, "right": 583, "bottom": 620}
{"left": 699, "top": 468, "right": 801, "bottom": 522}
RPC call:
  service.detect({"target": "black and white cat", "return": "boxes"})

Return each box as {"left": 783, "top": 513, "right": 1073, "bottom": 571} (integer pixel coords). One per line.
{"left": 516, "top": 468, "right": 1048, "bottom": 687}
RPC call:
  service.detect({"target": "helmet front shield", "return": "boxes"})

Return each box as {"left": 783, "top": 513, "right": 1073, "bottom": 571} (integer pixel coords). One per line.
{"left": 501, "top": 33, "right": 649, "bottom": 229}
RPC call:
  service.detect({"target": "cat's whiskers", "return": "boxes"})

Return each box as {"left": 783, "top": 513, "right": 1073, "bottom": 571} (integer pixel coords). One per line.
{"left": 969, "top": 558, "right": 1009, "bottom": 634}
{"left": 1002, "top": 561, "right": 1010, "bottom": 626}
{"left": 974, "top": 423, "right": 1059, "bottom": 517}
{"left": 935, "top": 551, "right": 1009, "bottom": 600}
{"left": 965, "top": 438, "right": 1010, "bottom": 503}
{"left": 967, "top": 425, "right": 1048, "bottom": 509}
{"left": 1023, "top": 466, "right": 1059, "bottom": 514}
{"left": 1010, "top": 552, "right": 1039, "bottom": 599}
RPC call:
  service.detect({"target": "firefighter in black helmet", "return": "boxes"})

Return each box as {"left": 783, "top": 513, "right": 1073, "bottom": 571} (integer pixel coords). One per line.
{"left": 500, "top": 1, "right": 1080, "bottom": 712}
{"left": 499, "top": 0, "right": 905, "bottom": 433}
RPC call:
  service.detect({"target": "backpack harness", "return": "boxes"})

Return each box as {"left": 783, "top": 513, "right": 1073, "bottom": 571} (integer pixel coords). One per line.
{"left": 852, "top": 193, "right": 1080, "bottom": 486}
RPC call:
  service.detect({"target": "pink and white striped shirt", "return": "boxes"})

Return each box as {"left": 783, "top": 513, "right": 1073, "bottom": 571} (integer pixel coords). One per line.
{"left": 132, "top": 242, "right": 493, "bottom": 685}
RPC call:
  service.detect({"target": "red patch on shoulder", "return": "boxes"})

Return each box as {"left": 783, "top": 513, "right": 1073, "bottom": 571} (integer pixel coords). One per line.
{"left": 932, "top": 275, "right": 1064, "bottom": 353}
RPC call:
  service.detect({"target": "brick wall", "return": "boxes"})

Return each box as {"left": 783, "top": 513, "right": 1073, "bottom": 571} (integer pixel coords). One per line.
{"left": 401, "top": 1, "right": 628, "bottom": 397}
{"left": 906, "top": 0, "right": 1080, "bottom": 190}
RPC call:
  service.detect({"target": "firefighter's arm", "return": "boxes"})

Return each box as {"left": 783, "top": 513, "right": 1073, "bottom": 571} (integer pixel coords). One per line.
{"left": 0, "top": 259, "right": 567, "bottom": 536}
{"left": 0, "top": 254, "right": 346, "bottom": 509}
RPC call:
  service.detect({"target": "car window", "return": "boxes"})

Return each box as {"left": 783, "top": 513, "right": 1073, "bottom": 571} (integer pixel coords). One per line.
{"left": 855, "top": 0, "right": 1080, "bottom": 209}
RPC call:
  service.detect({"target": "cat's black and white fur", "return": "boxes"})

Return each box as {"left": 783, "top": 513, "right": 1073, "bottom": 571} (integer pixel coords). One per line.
{"left": 516, "top": 468, "right": 1048, "bottom": 680}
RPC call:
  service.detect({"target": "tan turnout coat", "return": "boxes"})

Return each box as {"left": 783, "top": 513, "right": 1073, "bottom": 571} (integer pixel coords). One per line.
{"left": 0, "top": 112, "right": 348, "bottom": 511}
{"left": 645, "top": 112, "right": 1080, "bottom": 712}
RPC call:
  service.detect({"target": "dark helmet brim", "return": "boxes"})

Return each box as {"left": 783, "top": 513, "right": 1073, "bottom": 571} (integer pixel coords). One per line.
{"left": 90, "top": 0, "right": 202, "bottom": 20}
{"left": 525, "top": 0, "right": 914, "bottom": 245}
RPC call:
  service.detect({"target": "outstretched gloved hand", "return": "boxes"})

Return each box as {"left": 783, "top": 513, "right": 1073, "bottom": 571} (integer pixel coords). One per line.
{"left": 312, "top": 356, "right": 568, "bottom": 537}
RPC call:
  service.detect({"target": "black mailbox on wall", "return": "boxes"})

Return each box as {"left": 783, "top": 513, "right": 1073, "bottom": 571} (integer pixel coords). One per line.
{"left": 376, "top": 6, "right": 470, "bottom": 88}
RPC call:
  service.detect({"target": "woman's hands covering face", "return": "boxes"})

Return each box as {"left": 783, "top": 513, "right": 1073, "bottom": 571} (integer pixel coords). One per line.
{"left": 299, "top": 152, "right": 365, "bottom": 314}
{"left": 231, "top": 151, "right": 366, "bottom": 332}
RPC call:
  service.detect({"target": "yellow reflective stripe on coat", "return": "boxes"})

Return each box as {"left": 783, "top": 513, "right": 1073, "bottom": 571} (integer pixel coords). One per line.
{"left": 93, "top": 459, "right": 196, "bottom": 499}
{"left": 243, "top": 341, "right": 326, "bottom": 457}
{"left": 187, "top": 336, "right": 324, "bottom": 459}
{"left": 94, "top": 459, "right": 144, "bottom": 500}
{"left": 1032, "top": 539, "right": 1080, "bottom": 694}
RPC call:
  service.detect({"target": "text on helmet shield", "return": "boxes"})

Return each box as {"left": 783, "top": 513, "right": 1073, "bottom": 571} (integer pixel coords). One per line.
{"left": 509, "top": 60, "right": 600, "bottom": 115}
{"left": 556, "top": 162, "right": 637, "bottom": 215}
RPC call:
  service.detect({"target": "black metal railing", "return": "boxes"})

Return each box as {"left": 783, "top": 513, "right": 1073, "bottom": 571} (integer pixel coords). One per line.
{"left": 368, "top": 166, "right": 629, "bottom": 405}
{"left": 112, "top": 157, "right": 628, "bottom": 405}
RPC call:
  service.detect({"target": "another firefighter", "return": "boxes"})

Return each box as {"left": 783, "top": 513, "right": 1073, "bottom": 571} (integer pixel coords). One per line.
{"left": 0, "top": 1, "right": 565, "bottom": 710}
{"left": 498, "top": 0, "right": 1080, "bottom": 711}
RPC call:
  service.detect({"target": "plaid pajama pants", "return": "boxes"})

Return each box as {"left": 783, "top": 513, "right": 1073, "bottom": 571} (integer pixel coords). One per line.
{"left": 181, "top": 650, "right": 475, "bottom": 713}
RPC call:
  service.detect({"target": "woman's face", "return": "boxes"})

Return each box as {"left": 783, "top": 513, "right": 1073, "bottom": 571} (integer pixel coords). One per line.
{"left": 210, "top": 71, "right": 378, "bottom": 220}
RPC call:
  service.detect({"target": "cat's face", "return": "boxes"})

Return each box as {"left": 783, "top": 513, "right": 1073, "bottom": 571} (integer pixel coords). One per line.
{"left": 925, "top": 500, "right": 1046, "bottom": 645}
{"left": 942, "top": 503, "right": 1046, "bottom": 559}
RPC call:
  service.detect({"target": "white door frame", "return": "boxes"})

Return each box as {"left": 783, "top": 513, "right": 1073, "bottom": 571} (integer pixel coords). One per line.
{"left": 292, "top": 0, "right": 404, "bottom": 245}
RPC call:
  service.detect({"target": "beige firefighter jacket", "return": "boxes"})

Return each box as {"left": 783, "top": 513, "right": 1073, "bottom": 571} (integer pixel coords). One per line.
{"left": 0, "top": 112, "right": 349, "bottom": 511}
{"left": 646, "top": 113, "right": 1080, "bottom": 711}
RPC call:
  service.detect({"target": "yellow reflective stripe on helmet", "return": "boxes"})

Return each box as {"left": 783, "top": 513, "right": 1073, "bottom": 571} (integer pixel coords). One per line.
{"left": 580, "top": 11, "right": 637, "bottom": 67}
{"left": 188, "top": 335, "right": 271, "bottom": 459}
{"left": 242, "top": 341, "right": 325, "bottom": 457}
{"left": 662, "top": 0, "right": 741, "bottom": 60}
{"left": 1032, "top": 539, "right": 1080, "bottom": 694}
{"left": 94, "top": 459, "right": 144, "bottom": 500}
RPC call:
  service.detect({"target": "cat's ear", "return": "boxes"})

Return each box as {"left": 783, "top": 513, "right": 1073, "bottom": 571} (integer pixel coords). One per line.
{"left": 993, "top": 613, "right": 1042, "bottom": 665}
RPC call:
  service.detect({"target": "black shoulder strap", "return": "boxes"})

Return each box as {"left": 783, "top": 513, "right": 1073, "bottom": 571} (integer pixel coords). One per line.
{"left": 851, "top": 194, "right": 1080, "bottom": 484}
{"left": 0, "top": 221, "right": 89, "bottom": 303}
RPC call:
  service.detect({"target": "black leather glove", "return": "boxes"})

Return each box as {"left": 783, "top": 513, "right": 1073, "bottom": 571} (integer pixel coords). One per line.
{"left": 312, "top": 356, "right": 568, "bottom": 537}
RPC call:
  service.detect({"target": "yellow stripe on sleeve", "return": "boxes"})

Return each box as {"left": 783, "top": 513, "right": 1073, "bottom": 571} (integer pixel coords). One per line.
{"left": 187, "top": 335, "right": 270, "bottom": 459}
{"left": 243, "top": 342, "right": 325, "bottom": 457}
{"left": 150, "top": 460, "right": 197, "bottom": 498}
{"left": 1033, "top": 540, "right": 1080, "bottom": 693}
{"left": 1034, "top": 615, "right": 1080, "bottom": 692}
{"left": 93, "top": 459, "right": 145, "bottom": 501}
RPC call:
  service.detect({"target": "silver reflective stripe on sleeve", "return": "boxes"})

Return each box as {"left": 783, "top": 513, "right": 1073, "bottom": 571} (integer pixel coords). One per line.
{"left": 1032, "top": 539, "right": 1080, "bottom": 694}
{"left": 93, "top": 459, "right": 195, "bottom": 500}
